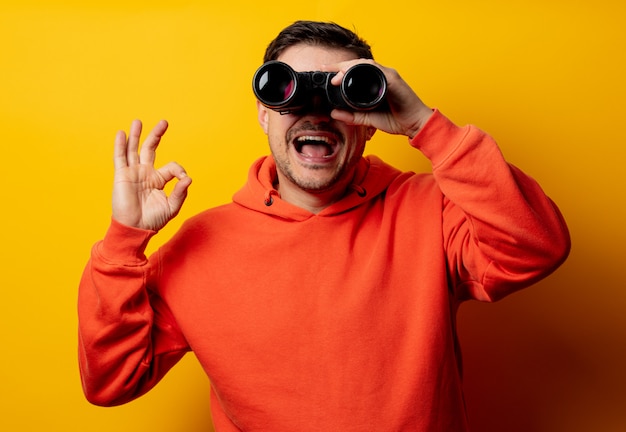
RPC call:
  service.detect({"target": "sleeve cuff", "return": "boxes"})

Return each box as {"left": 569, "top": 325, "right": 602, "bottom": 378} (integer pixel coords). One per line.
{"left": 96, "top": 218, "right": 157, "bottom": 264}
{"left": 409, "top": 109, "right": 471, "bottom": 168}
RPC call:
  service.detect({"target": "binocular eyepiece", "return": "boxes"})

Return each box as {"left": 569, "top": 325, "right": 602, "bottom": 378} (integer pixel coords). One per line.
{"left": 252, "top": 60, "right": 387, "bottom": 114}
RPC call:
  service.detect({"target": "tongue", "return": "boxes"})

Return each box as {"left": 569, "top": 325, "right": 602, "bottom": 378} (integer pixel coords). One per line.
{"left": 300, "top": 144, "right": 331, "bottom": 158}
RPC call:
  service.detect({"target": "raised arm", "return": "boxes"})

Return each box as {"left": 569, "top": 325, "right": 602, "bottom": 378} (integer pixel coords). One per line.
{"left": 415, "top": 112, "right": 571, "bottom": 301}
{"left": 78, "top": 120, "right": 192, "bottom": 406}
{"left": 331, "top": 59, "right": 569, "bottom": 300}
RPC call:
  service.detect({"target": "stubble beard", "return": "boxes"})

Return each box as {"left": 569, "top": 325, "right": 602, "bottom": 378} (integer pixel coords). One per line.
{"left": 279, "top": 158, "right": 345, "bottom": 193}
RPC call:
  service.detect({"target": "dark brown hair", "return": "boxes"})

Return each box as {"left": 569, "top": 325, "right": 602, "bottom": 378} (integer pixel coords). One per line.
{"left": 263, "top": 20, "right": 374, "bottom": 63}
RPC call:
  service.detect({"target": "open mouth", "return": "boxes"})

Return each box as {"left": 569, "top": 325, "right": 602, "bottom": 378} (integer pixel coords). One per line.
{"left": 293, "top": 135, "right": 338, "bottom": 159}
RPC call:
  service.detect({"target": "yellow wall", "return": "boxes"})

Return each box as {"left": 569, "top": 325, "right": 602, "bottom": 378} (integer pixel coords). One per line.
{"left": 1, "top": 1, "right": 624, "bottom": 431}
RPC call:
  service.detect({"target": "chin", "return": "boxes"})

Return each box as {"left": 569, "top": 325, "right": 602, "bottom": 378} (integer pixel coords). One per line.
{"left": 291, "top": 170, "right": 345, "bottom": 193}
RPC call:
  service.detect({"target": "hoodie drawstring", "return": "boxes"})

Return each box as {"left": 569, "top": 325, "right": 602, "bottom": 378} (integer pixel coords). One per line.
{"left": 264, "top": 185, "right": 365, "bottom": 207}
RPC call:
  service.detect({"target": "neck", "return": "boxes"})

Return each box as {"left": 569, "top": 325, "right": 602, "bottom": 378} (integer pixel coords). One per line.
{"left": 278, "top": 186, "right": 344, "bottom": 214}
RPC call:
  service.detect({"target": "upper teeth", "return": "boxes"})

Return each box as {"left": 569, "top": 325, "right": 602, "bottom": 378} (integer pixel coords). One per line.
{"left": 296, "top": 135, "right": 333, "bottom": 144}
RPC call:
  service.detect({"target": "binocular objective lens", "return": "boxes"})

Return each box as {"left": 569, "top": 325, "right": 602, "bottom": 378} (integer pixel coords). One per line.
{"left": 342, "top": 65, "right": 386, "bottom": 108}
{"left": 255, "top": 63, "right": 296, "bottom": 106}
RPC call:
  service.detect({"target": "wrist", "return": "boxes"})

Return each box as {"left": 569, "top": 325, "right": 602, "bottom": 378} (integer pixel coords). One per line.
{"left": 405, "top": 107, "right": 435, "bottom": 140}
{"left": 97, "top": 218, "right": 156, "bottom": 264}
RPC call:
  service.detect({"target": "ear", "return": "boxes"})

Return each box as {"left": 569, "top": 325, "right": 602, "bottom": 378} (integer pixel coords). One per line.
{"left": 365, "top": 126, "right": 377, "bottom": 141}
{"left": 256, "top": 100, "right": 269, "bottom": 135}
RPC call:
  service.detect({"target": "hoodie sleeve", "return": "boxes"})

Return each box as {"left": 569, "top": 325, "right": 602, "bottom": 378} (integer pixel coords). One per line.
{"left": 411, "top": 110, "right": 570, "bottom": 301}
{"left": 77, "top": 218, "right": 190, "bottom": 406}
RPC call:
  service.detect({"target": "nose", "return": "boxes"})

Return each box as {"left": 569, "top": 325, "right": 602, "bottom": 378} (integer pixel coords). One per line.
{"left": 306, "top": 93, "right": 333, "bottom": 117}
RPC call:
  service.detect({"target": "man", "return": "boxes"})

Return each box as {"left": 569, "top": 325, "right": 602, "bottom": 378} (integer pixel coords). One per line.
{"left": 78, "top": 20, "right": 570, "bottom": 431}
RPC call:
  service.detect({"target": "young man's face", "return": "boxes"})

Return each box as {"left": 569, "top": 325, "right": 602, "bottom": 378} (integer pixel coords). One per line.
{"left": 257, "top": 44, "right": 375, "bottom": 200}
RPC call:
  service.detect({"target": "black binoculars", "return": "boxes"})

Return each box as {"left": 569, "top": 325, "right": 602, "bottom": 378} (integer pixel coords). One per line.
{"left": 252, "top": 60, "right": 387, "bottom": 114}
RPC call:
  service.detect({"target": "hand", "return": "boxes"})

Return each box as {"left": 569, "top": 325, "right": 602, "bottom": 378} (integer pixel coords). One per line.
{"left": 325, "top": 60, "right": 434, "bottom": 139}
{"left": 112, "top": 119, "right": 192, "bottom": 231}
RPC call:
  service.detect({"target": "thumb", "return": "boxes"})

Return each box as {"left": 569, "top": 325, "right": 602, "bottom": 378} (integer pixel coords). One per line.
{"left": 330, "top": 109, "right": 359, "bottom": 125}
{"left": 168, "top": 174, "right": 192, "bottom": 217}
{"left": 332, "top": 109, "right": 391, "bottom": 135}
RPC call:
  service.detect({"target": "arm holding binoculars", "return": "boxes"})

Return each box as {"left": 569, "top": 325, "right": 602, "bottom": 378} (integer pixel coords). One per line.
{"left": 112, "top": 119, "right": 192, "bottom": 232}
{"left": 327, "top": 59, "right": 434, "bottom": 140}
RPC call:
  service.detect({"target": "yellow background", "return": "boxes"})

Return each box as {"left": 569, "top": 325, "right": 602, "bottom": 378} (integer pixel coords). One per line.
{"left": 1, "top": 1, "right": 624, "bottom": 431}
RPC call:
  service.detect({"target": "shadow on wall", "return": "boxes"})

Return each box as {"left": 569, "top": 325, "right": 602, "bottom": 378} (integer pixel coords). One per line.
{"left": 458, "top": 244, "right": 626, "bottom": 432}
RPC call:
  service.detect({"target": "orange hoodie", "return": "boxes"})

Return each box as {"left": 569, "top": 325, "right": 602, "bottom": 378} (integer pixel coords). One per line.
{"left": 78, "top": 110, "right": 570, "bottom": 431}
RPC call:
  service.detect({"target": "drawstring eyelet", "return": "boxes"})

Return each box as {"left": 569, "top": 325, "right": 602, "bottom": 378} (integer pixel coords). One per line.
{"left": 264, "top": 190, "right": 278, "bottom": 206}
{"left": 350, "top": 184, "right": 367, "bottom": 198}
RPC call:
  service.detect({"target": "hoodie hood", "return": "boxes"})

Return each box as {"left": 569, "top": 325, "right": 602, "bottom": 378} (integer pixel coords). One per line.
{"left": 232, "top": 155, "right": 404, "bottom": 221}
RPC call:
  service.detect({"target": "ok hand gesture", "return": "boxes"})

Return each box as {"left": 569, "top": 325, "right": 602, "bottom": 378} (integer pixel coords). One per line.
{"left": 112, "top": 120, "right": 192, "bottom": 232}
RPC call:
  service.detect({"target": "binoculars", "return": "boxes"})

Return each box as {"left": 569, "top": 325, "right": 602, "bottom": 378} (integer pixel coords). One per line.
{"left": 252, "top": 60, "right": 387, "bottom": 114}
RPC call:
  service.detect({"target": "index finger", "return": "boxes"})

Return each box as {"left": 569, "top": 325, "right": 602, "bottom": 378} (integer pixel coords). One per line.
{"left": 139, "top": 119, "right": 169, "bottom": 166}
{"left": 113, "top": 129, "right": 129, "bottom": 170}
{"left": 321, "top": 58, "right": 377, "bottom": 85}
